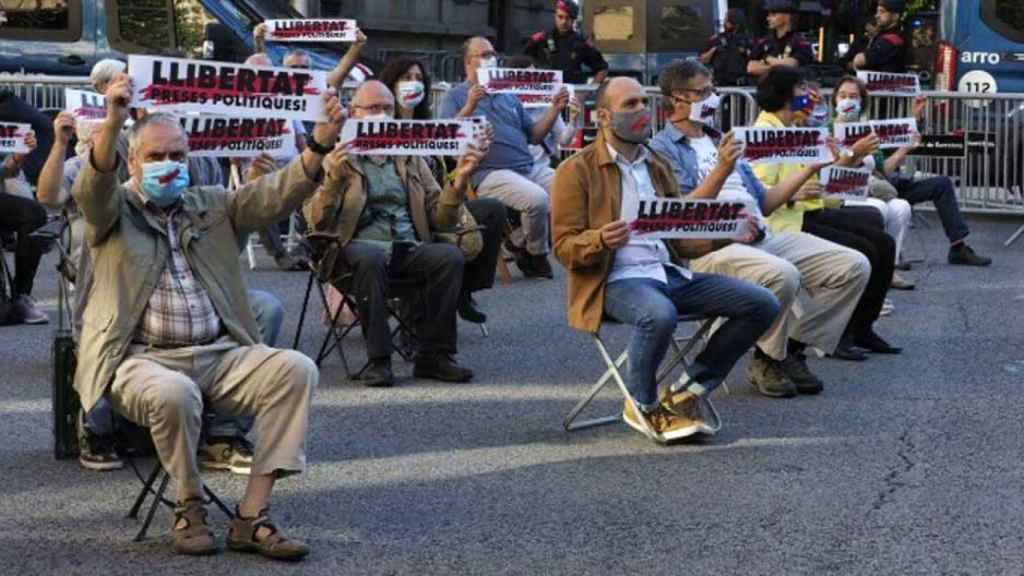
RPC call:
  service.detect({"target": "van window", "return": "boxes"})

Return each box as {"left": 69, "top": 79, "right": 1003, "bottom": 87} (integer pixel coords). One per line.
{"left": 981, "top": 0, "right": 1024, "bottom": 43}
{"left": 108, "top": 0, "right": 177, "bottom": 54}
{"left": 0, "top": 0, "right": 82, "bottom": 42}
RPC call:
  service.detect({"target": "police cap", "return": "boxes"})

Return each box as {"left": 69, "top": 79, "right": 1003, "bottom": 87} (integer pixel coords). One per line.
{"left": 878, "top": 0, "right": 906, "bottom": 13}
{"left": 763, "top": 0, "right": 798, "bottom": 13}
{"left": 555, "top": 0, "right": 580, "bottom": 20}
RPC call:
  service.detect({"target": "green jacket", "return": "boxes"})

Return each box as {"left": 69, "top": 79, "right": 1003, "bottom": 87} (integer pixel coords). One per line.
{"left": 70, "top": 154, "right": 320, "bottom": 412}
{"left": 302, "top": 155, "right": 463, "bottom": 282}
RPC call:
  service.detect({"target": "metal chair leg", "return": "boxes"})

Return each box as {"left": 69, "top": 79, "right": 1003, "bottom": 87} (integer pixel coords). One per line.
{"left": 134, "top": 471, "right": 170, "bottom": 542}
{"left": 291, "top": 270, "right": 316, "bottom": 350}
{"left": 204, "top": 484, "right": 234, "bottom": 519}
{"left": 127, "top": 460, "right": 164, "bottom": 520}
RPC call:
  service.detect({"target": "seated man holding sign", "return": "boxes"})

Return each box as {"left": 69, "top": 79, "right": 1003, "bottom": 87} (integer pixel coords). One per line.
{"left": 552, "top": 76, "right": 780, "bottom": 442}
{"left": 304, "top": 80, "right": 485, "bottom": 387}
{"left": 72, "top": 73, "right": 345, "bottom": 559}
{"left": 439, "top": 36, "right": 570, "bottom": 279}
{"left": 0, "top": 125, "right": 47, "bottom": 324}
{"left": 650, "top": 60, "right": 870, "bottom": 398}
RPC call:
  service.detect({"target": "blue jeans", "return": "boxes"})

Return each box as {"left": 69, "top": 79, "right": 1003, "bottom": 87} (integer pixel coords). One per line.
{"left": 894, "top": 176, "right": 970, "bottom": 244}
{"left": 603, "top": 268, "right": 780, "bottom": 408}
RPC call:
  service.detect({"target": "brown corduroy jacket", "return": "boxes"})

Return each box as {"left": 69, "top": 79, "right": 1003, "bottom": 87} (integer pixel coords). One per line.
{"left": 551, "top": 131, "right": 718, "bottom": 333}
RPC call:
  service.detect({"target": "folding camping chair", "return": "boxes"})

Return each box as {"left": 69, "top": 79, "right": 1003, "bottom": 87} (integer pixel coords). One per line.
{"left": 562, "top": 314, "right": 719, "bottom": 438}
{"left": 291, "top": 232, "right": 423, "bottom": 379}
{"left": 124, "top": 453, "right": 234, "bottom": 542}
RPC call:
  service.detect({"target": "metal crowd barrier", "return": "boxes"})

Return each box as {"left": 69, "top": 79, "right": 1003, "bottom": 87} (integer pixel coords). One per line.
{"left": 0, "top": 74, "right": 93, "bottom": 111}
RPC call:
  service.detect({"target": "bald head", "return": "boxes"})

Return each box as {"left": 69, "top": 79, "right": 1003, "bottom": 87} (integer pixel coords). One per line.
{"left": 351, "top": 80, "right": 396, "bottom": 118}
{"left": 244, "top": 53, "right": 272, "bottom": 67}
{"left": 597, "top": 76, "right": 644, "bottom": 111}
{"left": 462, "top": 36, "right": 498, "bottom": 83}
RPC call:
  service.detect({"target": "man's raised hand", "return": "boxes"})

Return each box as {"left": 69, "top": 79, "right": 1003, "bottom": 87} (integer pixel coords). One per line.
{"left": 311, "top": 92, "right": 346, "bottom": 149}
{"left": 103, "top": 73, "right": 132, "bottom": 128}
{"left": 53, "top": 112, "right": 75, "bottom": 147}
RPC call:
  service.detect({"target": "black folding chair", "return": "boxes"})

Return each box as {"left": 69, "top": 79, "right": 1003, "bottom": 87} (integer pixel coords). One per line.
{"left": 292, "top": 233, "right": 423, "bottom": 379}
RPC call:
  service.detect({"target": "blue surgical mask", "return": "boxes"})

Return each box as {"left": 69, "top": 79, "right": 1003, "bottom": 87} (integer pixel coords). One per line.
{"left": 140, "top": 160, "right": 189, "bottom": 207}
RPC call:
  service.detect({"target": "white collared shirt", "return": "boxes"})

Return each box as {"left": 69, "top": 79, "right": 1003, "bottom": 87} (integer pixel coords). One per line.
{"left": 606, "top": 143, "right": 692, "bottom": 285}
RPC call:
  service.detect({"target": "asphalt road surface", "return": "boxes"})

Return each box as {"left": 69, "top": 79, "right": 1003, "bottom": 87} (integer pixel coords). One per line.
{"left": 2, "top": 213, "right": 1023, "bottom": 575}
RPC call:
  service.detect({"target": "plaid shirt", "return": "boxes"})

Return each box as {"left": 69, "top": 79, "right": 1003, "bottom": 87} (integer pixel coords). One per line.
{"left": 135, "top": 206, "right": 222, "bottom": 348}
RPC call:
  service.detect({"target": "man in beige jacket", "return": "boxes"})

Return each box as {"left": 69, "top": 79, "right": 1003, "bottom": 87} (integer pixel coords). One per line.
{"left": 73, "top": 73, "right": 345, "bottom": 560}
{"left": 304, "top": 81, "right": 484, "bottom": 387}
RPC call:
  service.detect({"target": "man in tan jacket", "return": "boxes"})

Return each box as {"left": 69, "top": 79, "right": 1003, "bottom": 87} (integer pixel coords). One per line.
{"left": 73, "top": 73, "right": 345, "bottom": 559}
{"left": 551, "top": 77, "right": 780, "bottom": 443}
{"left": 304, "top": 81, "right": 485, "bottom": 387}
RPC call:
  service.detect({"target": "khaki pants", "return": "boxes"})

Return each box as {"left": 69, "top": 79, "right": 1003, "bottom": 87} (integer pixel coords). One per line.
{"left": 690, "top": 231, "right": 870, "bottom": 360}
{"left": 110, "top": 336, "right": 318, "bottom": 500}
{"left": 476, "top": 164, "right": 555, "bottom": 256}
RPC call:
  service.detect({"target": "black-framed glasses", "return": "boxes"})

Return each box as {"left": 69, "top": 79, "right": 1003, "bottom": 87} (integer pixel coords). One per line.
{"left": 353, "top": 103, "right": 396, "bottom": 115}
{"left": 673, "top": 86, "right": 718, "bottom": 101}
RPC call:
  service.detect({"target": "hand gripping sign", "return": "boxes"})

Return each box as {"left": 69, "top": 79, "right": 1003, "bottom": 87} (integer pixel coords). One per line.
{"left": 820, "top": 166, "right": 871, "bottom": 200}
{"left": 732, "top": 127, "right": 833, "bottom": 165}
{"left": 479, "top": 68, "right": 564, "bottom": 96}
{"left": 264, "top": 19, "right": 358, "bottom": 42}
{"left": 835, "top": 118, "right": 917, "bottom": 150}
{"left": 129, "top": 55, "right": 329, "bottom": 122}
{"left": 623, "top": 197, "right": 752, "bottom": 240}
{"left": 339, "top": 117, "right": 488, "bottom": 157}
{"left": 856, "top": 70, "right": 921, "bottom": 96}
{"left": 179, "top": 115, "right": 299, "bottom": 158}
{"left": 0, "top": 122, "right": 32, "bottom": 154}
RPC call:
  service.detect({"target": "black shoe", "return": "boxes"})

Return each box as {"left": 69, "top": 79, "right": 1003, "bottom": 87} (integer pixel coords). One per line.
{"left": 457, "top": 292, "right": 487, "bottom": 324}
{"left": 853, "top": 330, "right": 902, "bottom": 354}
{"left": 521, "top": 254, "right": 553, "bottom": 279}
{"left": 778, "top": 353, "right": 824, "bottom": 394}
{"left": 78, "top": 434, "right": 124, "bottom": 471}
{"left": 360, "top": 357, "right": 394, "bottom": 387}
{"left": 514, "top": 251, "right": 535, "bottom": 276}
{"left": 413, "top": 353, "right": 474, "bottom": 383}
{"left": 895, "top": 261, "right": 912, "bottom": 271}
{"left": 948, "top": 243, "right": 992, "bottom": 266}
{"left": 829, "top": 336, "right": 868, "bottom": 362}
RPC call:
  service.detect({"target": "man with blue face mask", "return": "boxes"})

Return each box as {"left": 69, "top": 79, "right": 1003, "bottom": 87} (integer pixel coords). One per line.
{"left": 72, "top": 72, "right": 346, "bottom": 559}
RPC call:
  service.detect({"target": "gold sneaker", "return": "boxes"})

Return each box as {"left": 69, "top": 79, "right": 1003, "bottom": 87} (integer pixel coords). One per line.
{"left": 622, "top": 399, "right": 700, "bottom": 443}
{"left": 661, "top": 388, "right": 720, "bottom": 435}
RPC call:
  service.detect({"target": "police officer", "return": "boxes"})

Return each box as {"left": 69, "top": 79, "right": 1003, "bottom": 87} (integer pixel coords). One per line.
{"left": 699, "top": 8, "right": 753, "bottom": 86}
{"left": 852, "top": 0, "right": 907, "bottom": 73}
{"left": 524, "top": 0, "right": 609, "bottom": 84}
{"left": 747, "top": 0, "right": 814, "bottom": 80}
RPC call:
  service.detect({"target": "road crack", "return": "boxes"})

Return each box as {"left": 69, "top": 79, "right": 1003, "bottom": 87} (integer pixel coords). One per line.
{"left": 868, "top": 426, "right": 917, "bottom": 514}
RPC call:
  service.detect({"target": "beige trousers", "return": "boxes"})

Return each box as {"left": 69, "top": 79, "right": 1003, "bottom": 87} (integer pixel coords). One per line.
{"left": 690, "top": 231, "right": 870, "bottom": 360}
{"left": 109, "top": 336, "right": 318, "bottom": 500}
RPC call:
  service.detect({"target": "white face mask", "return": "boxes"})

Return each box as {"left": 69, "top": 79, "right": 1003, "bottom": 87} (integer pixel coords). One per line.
{"left": 688, "top": 92, "right": 721, "bottom": 124}
{"left": 363, "top": 112, "right": 391, "bottom": 121}
{"left": 396, "top": 81, "right": 426, "bottom": 109}
{"left": 478, "top": 57, "right": 498, "bottom": 70}
{"left": 836, "top": 98, "right": 862, "bottom": 120}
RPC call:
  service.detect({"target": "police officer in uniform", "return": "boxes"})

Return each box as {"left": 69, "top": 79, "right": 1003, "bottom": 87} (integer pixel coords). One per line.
{"left": 747, "top": 0, "right": 814, "bottom": 80}
{"left": 700, "top": 8, "right": 752, "bottom": 86}
{"left": 852, "top": 0, "right": 908, "bottom": 73}
{"left": 524, "top": 0, "right": 609, "bottom": 84}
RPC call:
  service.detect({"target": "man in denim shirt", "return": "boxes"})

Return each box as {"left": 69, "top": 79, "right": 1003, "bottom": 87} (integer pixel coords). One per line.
{"left": 439, "top": 36, "right": 569, "bottom": 279}
{"left": 650, "top": 60, "right": 871, "bottom": 399}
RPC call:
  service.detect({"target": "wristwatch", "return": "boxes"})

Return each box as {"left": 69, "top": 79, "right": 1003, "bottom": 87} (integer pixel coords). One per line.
{"left": 305, "top": 133, "right": 334, "bottom": 155}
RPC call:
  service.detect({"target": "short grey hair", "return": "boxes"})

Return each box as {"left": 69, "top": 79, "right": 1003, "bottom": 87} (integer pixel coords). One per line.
{"left": 284, "top": 48, "right": 311, "bottom": 66}
{"left": 90, "top": 58, "right": 127, "bottom": 92}
{"left": 128, "top": 113, "right": 188, "bottom": 156}
{"left": 658, "top": 60, "right": 712, "bottom": 110}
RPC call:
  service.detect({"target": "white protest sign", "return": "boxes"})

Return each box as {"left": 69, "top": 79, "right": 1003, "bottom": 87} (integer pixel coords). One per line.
{"left": 622, "top": 197, "right": 751, "bottom": 240}
{"left": 264, "top": 19, "right": 358, "bottom": 42}
{"left": 857, "top": 70, "right": 921, "bottom": 96}
{"left": 820, "top": 166, "right": 871, "bottom": 200}
{"left": 835, "top": 118, "right": 917, "bottom": 150}
{"left": 129, "top": 55, "right": 328, "bottom": 122}
{"left": 180, "top": 115, "right": 299, "bottom": 158}
{"left": 519, "top": 84, "right": 575, "bottom": 108}
{"left": 64, "top": 88, "right": 107, "bottom": 121}
{"left": 479, "top": 68, "right": 563, "bottom": 96}
{"left": 733, "top": 127, "right": 832, "bottom": 165}
{"left": 339, "top": 117, "right": 487, "bottom": 157}
{"left": 0, "top": 122, "right": 32, "bottom": 154}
